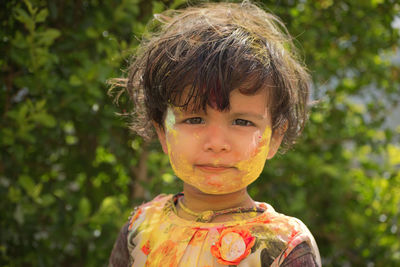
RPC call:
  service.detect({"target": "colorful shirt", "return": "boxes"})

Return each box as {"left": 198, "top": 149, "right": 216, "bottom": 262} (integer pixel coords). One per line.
{"left": 110, "top": 194, "right": 321, "bottom": 267}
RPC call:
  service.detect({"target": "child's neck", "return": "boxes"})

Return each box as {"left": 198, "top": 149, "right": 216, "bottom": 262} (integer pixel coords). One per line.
{"left": 182, "top": 183, "right": 256, "bottom": 212}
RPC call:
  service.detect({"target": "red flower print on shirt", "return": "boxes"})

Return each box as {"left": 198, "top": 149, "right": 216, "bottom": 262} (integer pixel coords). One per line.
{"left": 210, "top": 227, "right": 256, "bottom": 265}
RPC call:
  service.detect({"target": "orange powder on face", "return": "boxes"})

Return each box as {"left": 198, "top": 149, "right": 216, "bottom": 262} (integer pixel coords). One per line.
{"left": 164, "top": 108, "right": 272, "bottom": 195}
{"left": 204, "top": 175, "right": 224, "bottom": 187}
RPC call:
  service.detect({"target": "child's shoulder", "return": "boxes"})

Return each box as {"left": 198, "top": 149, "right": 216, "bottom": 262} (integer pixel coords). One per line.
{"left": 138, "top": 193, "right": 172, "bottom": 210}
{"left": 127, "top": 194, "right": 173, "bottom": 231}
{"left": 252, "top": 200, "right": 315, "bottom": 241}
{"left": 251, "top": 201, "right": 320, "bottom": 266}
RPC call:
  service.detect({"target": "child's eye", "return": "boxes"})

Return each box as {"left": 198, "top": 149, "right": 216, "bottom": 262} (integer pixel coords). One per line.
{"left": 233, "top": 119, "right": 255, "bottom": 127}
{"left": 183, "top": 117, "right": 204, "bottom": 124}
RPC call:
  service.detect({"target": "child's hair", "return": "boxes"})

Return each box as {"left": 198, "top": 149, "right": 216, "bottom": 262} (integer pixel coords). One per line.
{"left": 109, "top": 1, "right": 310, "bottom": 151}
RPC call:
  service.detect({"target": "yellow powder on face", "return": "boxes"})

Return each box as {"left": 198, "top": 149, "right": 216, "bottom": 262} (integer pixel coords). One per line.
{"left": 235, "top": 126, "right": 272, "bottom": 186}
{"left": 164, "top": 107, "right": 272, "bottom": 195}
{"left": 164, "top": 107, "right": 194, "bottom": 186}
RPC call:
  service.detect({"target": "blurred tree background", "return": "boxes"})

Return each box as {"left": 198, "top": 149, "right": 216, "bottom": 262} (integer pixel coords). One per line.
{"left": 1, "top": 0, "right": 399, "bottom": 266}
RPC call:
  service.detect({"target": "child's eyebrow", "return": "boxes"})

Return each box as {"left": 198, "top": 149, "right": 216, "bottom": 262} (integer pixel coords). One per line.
{"left": 231, "top": 112, "right": 267, "bottom": 120}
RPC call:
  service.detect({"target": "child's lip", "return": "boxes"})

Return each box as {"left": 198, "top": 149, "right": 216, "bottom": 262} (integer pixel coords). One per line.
{"left": 195, "top": 164, "right": 236, "bottom": 172}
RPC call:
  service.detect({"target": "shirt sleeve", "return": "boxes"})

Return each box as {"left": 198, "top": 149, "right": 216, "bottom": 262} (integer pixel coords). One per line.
{"left": 281, "top": 242, "right": 318, "bottom": 267}
{"left": 108, "top": 222, "right": 130, "bottom": 267}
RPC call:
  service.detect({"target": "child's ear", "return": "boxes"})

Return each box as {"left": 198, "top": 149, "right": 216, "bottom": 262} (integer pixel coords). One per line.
{"left": 267, "top": 122, "right": 287, "bottom": 159}
{"left": 153, "top": 122, "right": 168, "bottom": 154}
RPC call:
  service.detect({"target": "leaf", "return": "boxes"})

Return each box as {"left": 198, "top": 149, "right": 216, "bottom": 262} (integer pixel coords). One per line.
{"left": 31, "top": 184, "right": 43, "bottom": 199}
{"left": 18, "top": 176, "right": 42, "bottom": 199}
{"left": 93, "top": 146, "right": 116, "bottom": 166}
{"left": 35, "top": 8, "right": 48, "bottom": 23}
{"left": 40, "top": 194, "right": 55, "bottom": 206}
{"left": 1, "top": 128, "right": 15, "bottom": 146}
{"left": 11, "top": 31, "right": 28, "bottom": 49}
{"left": 98, "top": 196, "right": 118, "bottom": 215}
{"left": 18, "top": 175, "right": 35, "bottom": 193}
{"left": 8, "top": 186, "right": 22, "bottom": 202}
{"left": 75, "top": 197, "right": 92, "bottom": 223}
{"left": 14, "top": 7, "right": 35, "bottom": 32}
{"left": 69, "top": 74, "right": 82, "bottom": 86}
{"left": 36, "top": 29, "right": 61, "bottom": 46}
{"left": 371, "top": 0, "right": 384, "bottom": 7}
{"left": 23, "top": 0, "right": 36, "bottom": 15}
{"left": 32, "top": 112, "right": 56, "bottom": 128}
{"left": 161, "top": 173, "right": 174, "bottom": 183}
{"left": 85, "top": 27, "right": 99, "bottom": 38}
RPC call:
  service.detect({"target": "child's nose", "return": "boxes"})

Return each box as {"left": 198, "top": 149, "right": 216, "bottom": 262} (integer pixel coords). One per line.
{"left": 202, "top": 125, "right": 231, "bottom": 153}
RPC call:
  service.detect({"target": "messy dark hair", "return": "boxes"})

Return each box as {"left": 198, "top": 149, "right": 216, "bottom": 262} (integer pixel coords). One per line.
{"left": 109, "top": 1, "right": 310, "bottom": 151}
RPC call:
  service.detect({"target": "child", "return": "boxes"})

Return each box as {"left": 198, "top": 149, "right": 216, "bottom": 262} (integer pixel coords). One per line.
{"left": 108, "top": 1, "right": 321, "bottom": 266}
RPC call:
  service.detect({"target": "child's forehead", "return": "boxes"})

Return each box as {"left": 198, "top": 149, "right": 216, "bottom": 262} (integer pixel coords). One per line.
{"left": 171, "top": 85, "right": 271, "bottom": 114}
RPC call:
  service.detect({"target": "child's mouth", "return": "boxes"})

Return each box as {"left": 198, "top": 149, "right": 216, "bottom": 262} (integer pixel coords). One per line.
{"left": 195, "top": 164, "right": 236, "bottom": 172}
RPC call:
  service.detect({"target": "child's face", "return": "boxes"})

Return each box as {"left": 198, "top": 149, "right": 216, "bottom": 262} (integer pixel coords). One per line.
{"left": 156, "top": 88, "right": 283, "bottom": 195}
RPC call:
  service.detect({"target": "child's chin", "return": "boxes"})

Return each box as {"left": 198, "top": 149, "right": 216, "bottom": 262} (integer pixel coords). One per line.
{"left": 179, "top": 172, "right": 257, "bottom": 195}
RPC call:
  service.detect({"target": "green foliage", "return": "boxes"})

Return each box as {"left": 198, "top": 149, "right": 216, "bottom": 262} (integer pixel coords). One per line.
{"left": 1, "top": 0, "right": 399, "bottom": 266}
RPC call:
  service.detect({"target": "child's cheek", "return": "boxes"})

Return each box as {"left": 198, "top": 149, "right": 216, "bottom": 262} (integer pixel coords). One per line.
{"left": 163, "top": 109, "right": 194, "bottom": 186}
{"left": 236, "top": 126, "right": 272, "bottom": 182}
{"left": 164, "top": 109, "right": 176, "bottom": 153}
{"left": 164, "top": 108, "right": 182, "bottom": 168}
{"left": 165, "top": 108, "right": 177, "bottom": 136}
{"left": 241, "top": 130, "right": 265, "bottom": 159}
